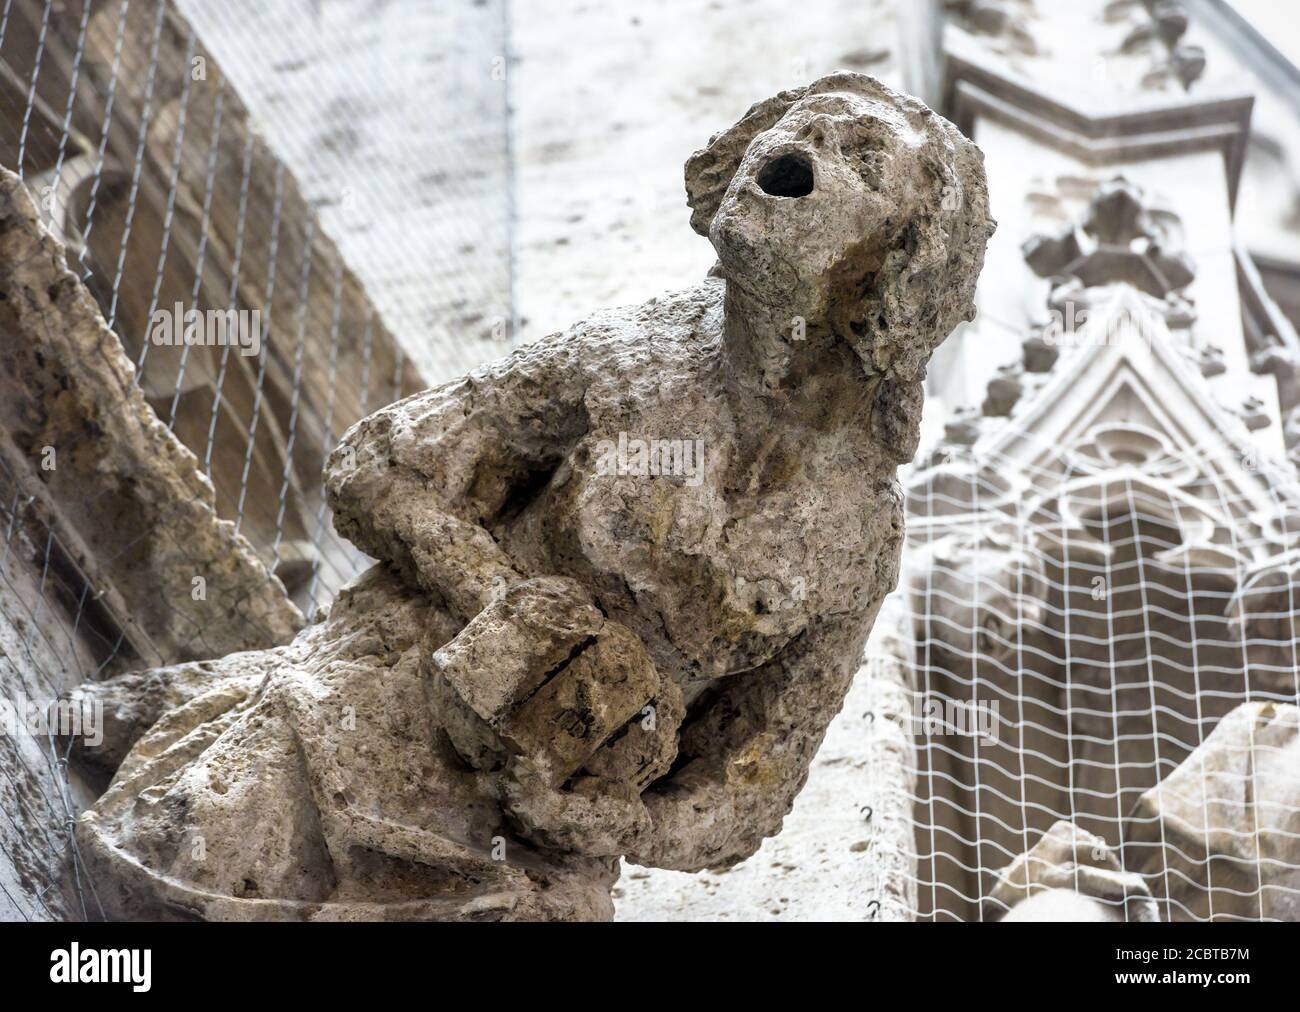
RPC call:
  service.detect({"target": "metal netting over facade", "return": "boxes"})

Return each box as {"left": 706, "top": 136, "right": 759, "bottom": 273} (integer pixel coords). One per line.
{"left": 0, "top": 0, "right": 510, "bottom": 920}
{"left": 905, "top": 420, "right": 1300, "bottom": 921}
{"left": 1, "top": 0, "right": 1300, "bottom": 924}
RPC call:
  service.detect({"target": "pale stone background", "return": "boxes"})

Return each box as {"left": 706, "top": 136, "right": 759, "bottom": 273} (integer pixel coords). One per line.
{"left": 510, "top": 0, "right": 902, "bottom": 344}
{"left": 179, "top": 0, "right": 514, "bottom": 386}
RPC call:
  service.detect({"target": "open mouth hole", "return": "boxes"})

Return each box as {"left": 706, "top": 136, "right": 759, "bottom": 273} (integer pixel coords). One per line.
{"left": 757, "top": 153, "right": 814, "bottom": 198}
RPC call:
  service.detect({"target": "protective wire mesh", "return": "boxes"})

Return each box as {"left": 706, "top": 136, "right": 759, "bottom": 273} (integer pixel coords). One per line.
{"left": 0, "top": 0, "right": 510, "bottom": 919}
{"left": 2, "top": 0, "right": 1297, "bottom": 927}
{"left": 904, "top": 427, "right": 1300, "bottom": 921}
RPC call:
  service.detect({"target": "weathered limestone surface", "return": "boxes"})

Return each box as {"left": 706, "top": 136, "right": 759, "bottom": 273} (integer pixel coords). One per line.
{"left": 0, "top": 550, "right": 92, "bottom": 921}
{"left": 978, "top": 703, "right": 1300, "bottom": 924}
{"left": 68, "top": 73, "right": 993, "bottom": 920}
{"left": 0, "top": 169, "right": 302, "bottom": 664}
{"left": 1128, "top": 701, "right": 1300, "bottom": 921}
{"left": 0, "top": 165, "right": 303, "bottom": 920}
{"left": 0, "top": 0, "right": 425, "bottom": 610}
{"left": 990, "top": 819, "right": 1160, "bottom": 923}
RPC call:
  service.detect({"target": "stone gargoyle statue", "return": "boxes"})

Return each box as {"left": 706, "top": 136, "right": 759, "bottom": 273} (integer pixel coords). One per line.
{"left": 64, "top": 72, "right": 993, "bottom": 920}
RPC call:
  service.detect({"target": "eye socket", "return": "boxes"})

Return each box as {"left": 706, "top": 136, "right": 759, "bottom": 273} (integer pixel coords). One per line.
{"left": 757, "top": 153, "right": 814, "bottom": 198}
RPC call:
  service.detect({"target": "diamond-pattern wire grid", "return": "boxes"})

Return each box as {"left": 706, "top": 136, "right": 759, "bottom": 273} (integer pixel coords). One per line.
{"left": 0, "top": 0, "right": 510, "bottom": 919}
{"left": 902, "top": 429, "right": 1300, "bottom": 922}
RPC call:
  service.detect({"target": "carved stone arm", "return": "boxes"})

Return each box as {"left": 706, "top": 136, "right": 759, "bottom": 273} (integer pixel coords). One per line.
{"left": 628, "top": 615, "right": 870, "bottom": 871}
{"left": 325, "top": 340, "right": 589, "bottom": 621}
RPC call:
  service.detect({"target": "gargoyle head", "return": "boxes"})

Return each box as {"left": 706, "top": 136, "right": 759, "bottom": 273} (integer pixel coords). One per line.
{"left": 686, "top": 72, "right": 995, "bottom": 381}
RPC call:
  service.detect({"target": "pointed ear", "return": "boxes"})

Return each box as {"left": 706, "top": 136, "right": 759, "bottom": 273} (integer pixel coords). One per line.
{"left": 684, "top": 85, "right": 808, "bottom": 236}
